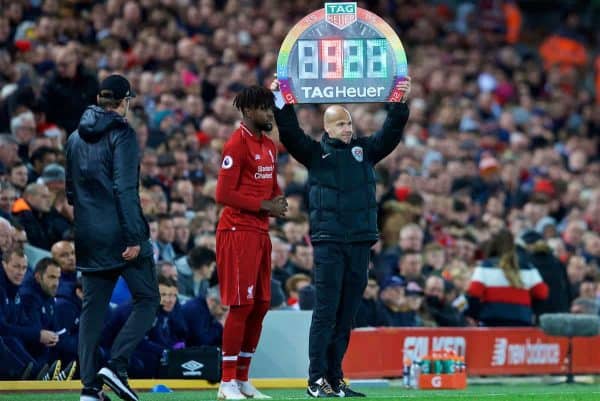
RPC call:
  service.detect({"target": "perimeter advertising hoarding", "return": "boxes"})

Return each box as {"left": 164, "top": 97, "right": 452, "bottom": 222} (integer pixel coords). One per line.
{"left": 343, "top": 327, "right": 600, "bottom": 378}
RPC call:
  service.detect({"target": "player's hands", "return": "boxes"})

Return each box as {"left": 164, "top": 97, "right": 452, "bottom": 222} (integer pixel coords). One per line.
{"left": 261, "top": 195, "right": 288, "bottom": 217}
{"left": 398, "top": 76, "right": 411, "bottom": 103}
{"left": 40, "top": 330, "right": 59, "bottom": 347}
{"left": 122, "top": 245, "right": 141, "bottom": 261}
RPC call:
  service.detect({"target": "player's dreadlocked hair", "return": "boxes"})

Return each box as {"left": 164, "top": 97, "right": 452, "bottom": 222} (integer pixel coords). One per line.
{"left": 233, "top": 86, "right": 275, "bottom": 113}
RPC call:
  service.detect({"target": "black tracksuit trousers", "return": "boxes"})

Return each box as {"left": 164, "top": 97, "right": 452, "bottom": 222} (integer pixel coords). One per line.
{"left": 308, "top": 241, "right": 370, "bottom": 384}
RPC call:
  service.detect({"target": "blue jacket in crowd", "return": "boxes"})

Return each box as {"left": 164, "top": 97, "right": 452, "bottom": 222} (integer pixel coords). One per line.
{"left": 182, "top": 296, "right": 222, "bottom": 347}
{"left": 55, "top": 287, "right": 81, "bottom": 361}
{"left": 18, "top": 276, "right": 58, "bottom": 357}
{"left": 0, "top": 269, "right": 39, "bottom": 344}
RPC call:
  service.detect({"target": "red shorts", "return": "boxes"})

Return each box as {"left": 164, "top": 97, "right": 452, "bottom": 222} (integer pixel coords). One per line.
{"left": 216, "top": 230, "right": 272, "bottom": 306}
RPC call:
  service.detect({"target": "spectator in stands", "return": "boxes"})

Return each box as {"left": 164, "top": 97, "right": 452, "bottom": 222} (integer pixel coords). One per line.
{"left": 1, "top": 249, "right": 60, "bottom": 380}
{"left": 39, "top": 45, "right": 99, "bottom": 134}
{"left": 55, "top": 279, "right": 82, "bottom": 375}
{"left": 397, "top": 251, "right": 426, "bottom": 286}
{"left": 156, "top": 261, "right": 178, "bottom": 282}
{"left": 423, "top": 275, "right": 467, "bottom": 327}
{"left": 172, "top": 214, "right": 193, "bottom": 258}
{"left": 10, "top": 111, "right": 36, "bottom": 162}
{"left": 156, "top": 214, "right": 176, "bottom": 262}
{"left": 12, "top": 183, "right": 55, "bottom": 250}
{"left": 270, "top": 236, "right": 292, "bottom": 295}
{"left": 0, "top": 134, "right": 19, "bottom": 173}
{"left": 376, "top": 223, "right": 424, "bottom": 284}
{"left": 517, "top": 230, "right": 572, "bottom": 316}
{"left": 182, "top": 286, "right": 226, "bottom": 347}
{"left": 376, "top": 276, "right": 420, "bottom": 327}
{"left": 285, "top": 274, "right": 311, "bottom": 310}
{"left": 0, "top": 188, "right": 15, "bottom": 226}
{"left": 19, "top": 257, "right": 76, "bottom": 380}
{"left": 27, "top": 146, "right": 58, "bottom": 184}
{"left": 288, "top": 240, "right": 314, "bottom": 276}
{"left": 8, "top": 162, "right": 28, "bottom": 194}
{"left": 104, "top": 276, "right": 187, "bottom": 378}
{"left": 177, "top": 246, "right": 215, "bottom": 300}
{"left": 422, "top": 242, "right": 446, "bottom": 276}
{"left": 467, "top": 230, "right": 549, "bottom": 326}
{"left": 354, "top": 276, "right": 379, "bottom": 328}
{"left": 567, "top": 255, "right": 588, "bottom": 298}
{"left": 51, "top": 241, "right": 76, "bottom": 302}
{"left": 583, "top": 233, "right": 600, "bottom": 269}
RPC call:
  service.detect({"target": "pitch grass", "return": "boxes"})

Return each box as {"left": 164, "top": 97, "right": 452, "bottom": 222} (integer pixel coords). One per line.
{"left": 3, "top": 384, "right": 600, "bottom": 401}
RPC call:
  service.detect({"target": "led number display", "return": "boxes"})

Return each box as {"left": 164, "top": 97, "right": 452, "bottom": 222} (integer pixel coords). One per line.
{"left": 277, "top": 2, "right": 408, "bottom": 103}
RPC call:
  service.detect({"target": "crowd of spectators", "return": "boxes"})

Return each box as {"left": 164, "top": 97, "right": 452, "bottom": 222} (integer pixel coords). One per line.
{"left": 1, "top": 0, "right": 600, "bottom": 380}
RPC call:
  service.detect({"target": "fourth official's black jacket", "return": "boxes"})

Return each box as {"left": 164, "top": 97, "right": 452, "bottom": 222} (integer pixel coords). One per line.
{"left": 274, "top": 103, "right": 409, "bottom": 244}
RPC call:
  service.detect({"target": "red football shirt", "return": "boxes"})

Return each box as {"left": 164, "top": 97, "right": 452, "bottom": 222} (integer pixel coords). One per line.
{"left": 216, "top": 123, "right": 281, "bottom": 233}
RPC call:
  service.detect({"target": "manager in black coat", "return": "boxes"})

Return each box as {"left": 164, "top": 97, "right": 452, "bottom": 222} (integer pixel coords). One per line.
{"left": 65, "top": 74, "right": 159, "bottom": 401}
{"left": 39, "top": 47, "right": 99, "bottom": 134}
{"left": 272, "top": 77, "right": 411, "bottom": 397}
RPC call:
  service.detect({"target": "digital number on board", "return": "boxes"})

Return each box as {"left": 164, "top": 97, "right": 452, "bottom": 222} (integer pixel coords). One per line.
{"left": 277, "top": 2, "right": 408, "bottom": 103}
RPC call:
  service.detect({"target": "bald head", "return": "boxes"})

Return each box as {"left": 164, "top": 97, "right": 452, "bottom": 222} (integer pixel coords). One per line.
{"left": 0, "top": 217, "right": 13, "bottom": 252}
{"left": 51, "top": 241, "right": 76, "bottom": 272}
{"left": 324, "top": 105, "right": 353, "bottom": 144}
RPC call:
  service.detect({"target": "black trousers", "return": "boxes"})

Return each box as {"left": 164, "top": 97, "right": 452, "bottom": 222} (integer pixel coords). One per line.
{"left": 78, "top": 256, "right": 160, "bottom": 389}
{"left": 308, "top": 242, "right": 370, "bottom": 384}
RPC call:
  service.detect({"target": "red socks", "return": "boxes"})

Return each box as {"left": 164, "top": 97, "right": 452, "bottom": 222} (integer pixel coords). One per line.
{"left": 221, "top": 301, "right": 270, "bottom": 382}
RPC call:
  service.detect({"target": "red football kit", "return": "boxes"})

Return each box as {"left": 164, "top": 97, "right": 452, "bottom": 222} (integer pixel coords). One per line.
{"left": 215, "top": 123, "right": 281, "bottom": 306}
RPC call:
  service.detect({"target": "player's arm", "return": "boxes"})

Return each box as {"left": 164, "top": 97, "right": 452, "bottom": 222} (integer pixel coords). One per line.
{"left": 365, "top": 77, "right": 411, "bottom": 164}
{"left": 271, "top": 80, "right": 319, "bottom": 168}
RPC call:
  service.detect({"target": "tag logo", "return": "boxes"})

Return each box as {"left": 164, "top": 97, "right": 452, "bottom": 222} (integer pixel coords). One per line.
{"left": 255, "top": 154, "right": 261, "bottom": 160}
{"left": 247, "top": 285, "right": 254, "bottom": 299}
{"left": 222, "top": 155, "right": 233, "bottom": 169}
{"left": 351, "top": 146, "right": 363, "bottom": 162}
{"left": 322, "top": 153, "right": 331, "bottom": 159}
{"left": 181, "top": 360, "right": 204, "bottom": 377}
{"left": 325, "top": 2, "right": 357, "bottom": 30}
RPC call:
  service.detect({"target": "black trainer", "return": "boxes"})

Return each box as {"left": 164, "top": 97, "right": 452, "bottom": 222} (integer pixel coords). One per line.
{"left": 81, "top": 387, "right": 112, "bottom": 401}
{"left": 97, "top": 364, "right": 139, "bottom": 401}
{"left": 335, "top": 380, "right": 366, "bottom": 397}
{"left": 307, "top": 378, "right": 339, "bottom": 398}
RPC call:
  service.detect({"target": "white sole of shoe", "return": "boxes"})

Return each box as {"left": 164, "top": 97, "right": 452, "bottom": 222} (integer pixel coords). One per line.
{"left": 98, "top": 368, "right": 138, "bottom": 401}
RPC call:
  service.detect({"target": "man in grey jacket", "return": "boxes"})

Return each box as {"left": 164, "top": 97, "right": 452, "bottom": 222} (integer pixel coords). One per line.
{"left": 66, "top": 74, "right": 160, "bottom": 401}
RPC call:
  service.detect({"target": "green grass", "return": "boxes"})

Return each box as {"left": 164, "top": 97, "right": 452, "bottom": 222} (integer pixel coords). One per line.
{"left": 2, "top": 384, "right": 600, "bottom": 401}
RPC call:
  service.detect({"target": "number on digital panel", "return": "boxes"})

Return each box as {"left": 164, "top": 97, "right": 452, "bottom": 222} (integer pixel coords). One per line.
{"left": 321, "top": 39, "right": 342, "bottom": 79}
{"left": 298, "top": 40, "right": 318, "bottom": 79}
{"left": 367, "top": 39, "right": 387, "bottom": 78}
{"left": 343, "top": 39, "right": 363, "bottom": 78}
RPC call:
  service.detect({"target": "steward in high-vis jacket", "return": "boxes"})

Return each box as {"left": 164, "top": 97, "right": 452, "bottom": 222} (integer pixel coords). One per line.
{"left": 272, "top": 77, "right": 411, "bottom": 398}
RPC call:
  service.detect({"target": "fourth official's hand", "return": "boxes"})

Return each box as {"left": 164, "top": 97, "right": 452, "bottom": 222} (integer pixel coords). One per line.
{"left": 397, "top": 76, "right": 411, "bottom": 103}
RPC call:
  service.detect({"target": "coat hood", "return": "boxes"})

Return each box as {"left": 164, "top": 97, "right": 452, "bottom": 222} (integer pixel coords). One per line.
{"left": 78, "top": 105, "right": 127, "bottom": 143}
